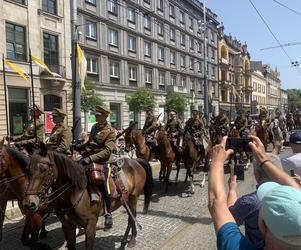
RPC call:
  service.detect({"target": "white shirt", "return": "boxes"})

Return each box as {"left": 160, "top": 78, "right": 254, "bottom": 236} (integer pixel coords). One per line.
{"left": 281, "top": 153, "right": 301, "bottom": 176}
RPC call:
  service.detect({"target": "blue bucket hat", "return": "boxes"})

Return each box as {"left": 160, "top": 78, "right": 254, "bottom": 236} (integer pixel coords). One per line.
{"left": 257, "top": 182, "right": 301, "bottom": 246}
{"left": 290, "top": 131, "right": 301, "bottom": 144}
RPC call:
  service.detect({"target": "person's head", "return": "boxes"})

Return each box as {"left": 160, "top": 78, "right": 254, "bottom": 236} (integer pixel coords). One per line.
{"left": 145, "top": 107, "right": 153, "bottom": 116}
{"left": 51, "top": 108, "right": 66, "bottom": 124}
{"left": 191, "top": 106, "right": 199, "bottom": 118}
{"left": 253, "top": 153, "right": 282, "bottom": 185}
{"left": 257, "top": 182, "right": 301, "bottom": 250}
{"left": 237, "top": 109, "right": 243, "bottom": 117}
{"left": 29, "top": 104, "right": 44, "bottom": 118}
{"left": 91, "top": 105, "right": 111, "bottom": 124}
{"left": 169, "top": 110, "right": 177, "bottom": 119}
{"left": 289, "top": 132, "right": 301, "bottom": 153}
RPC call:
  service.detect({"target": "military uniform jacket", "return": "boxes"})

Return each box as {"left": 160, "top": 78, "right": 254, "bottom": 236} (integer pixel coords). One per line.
{"left": 165, "top": 118, "right": 183, "bottom": 135}
{"left": 47, "top": 123, "right": 72, "bottom": 155}
{"left": 12, "top": 119, "right": 45, "bottom": 144}
{"left": 142, "top": 115, "right": 158, "bottom": 135}
{"left": 275, "top": 115, "right": 286, "bottom": 131}
{"left": 184, "top": 118, "right": 204, "bottom": 135}
{"left": 234, "top": 117, "right": 248, "bottom": 132}
{"left": 78, "top": 122, "right": 116, "bottom": 163}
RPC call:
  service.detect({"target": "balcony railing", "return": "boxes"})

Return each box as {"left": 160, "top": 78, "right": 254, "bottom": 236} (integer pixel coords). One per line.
{"left": 40, "top": 64, "right": 66, "bottom": 78}
{"left": 166, "top": 85, "right": 187, "bottom": 94}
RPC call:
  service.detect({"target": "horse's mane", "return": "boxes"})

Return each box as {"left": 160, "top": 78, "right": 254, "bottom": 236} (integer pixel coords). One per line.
{"left": 4, "top": 145, "right": 29, "bottom": 170}
{"left": 31, "top": 151, "right": 87, "bottom": 189}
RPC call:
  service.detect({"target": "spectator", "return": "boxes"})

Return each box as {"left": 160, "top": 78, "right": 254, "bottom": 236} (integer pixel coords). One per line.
{"left": 281, "top": 131, "right": 301, "bottom": 177}
{"left": 227, "top": 153, "right": 282, "bottom": 249}
{"left": 208, "top": 136, "right": 301, "bottom": 250}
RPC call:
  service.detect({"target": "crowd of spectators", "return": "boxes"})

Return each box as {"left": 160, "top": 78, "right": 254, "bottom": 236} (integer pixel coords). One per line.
{"left": 208, "top": 132, "right": 301, "bottom": 250}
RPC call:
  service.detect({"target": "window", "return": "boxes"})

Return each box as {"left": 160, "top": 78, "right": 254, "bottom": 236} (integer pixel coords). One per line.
{"left": 171, "top": 74, "right": 176, "bottom": 85}
{"left": 180, "top": 55, "right": 185, "bottom": 67}
{"left": 86, "top": 22, "right": 97, "bottom": 39}
{"left": 144, "top": 41, "right": 151, "bottom": 57}
{"left": 6, "top": 22, "right": 26, "bottom": 61}
{"left": 128, "top": 35, "right": 136, "bottom": 52}
{"left": 43, "top": 33, "right": 58, "bottom": 72}
{"left": 145, "top": 68, "right": 152, "bottom": 83}
{"left": 144, "top": 15, "right": 151, "bottom": 30}
{"left": 180, "top": 76, "right": 186, "bottom": 87}
{"left": 87, "top": 58, "right": 98, "bottom": 74}
{"left": 211, "top": 47, "right": 215, "bottom": 60}
{"left": 190, "top": 37, "right": 194, "bottom": 50}
{"left": 158, "top": 22, "right": 164, "bottom": 36}
{"left": 211, "top": 30, "right": 215, "bottom": 43}
{"left": 170, "top": 28, "right": 175, "bottom": 41}
{"left": 189, "top": 17, "right": 193, "bottom": 29}
{"left": 86, "top": 0, "right": 96, "bottom": 5}
{"left": 180, "top": 11, "right": 185, "bottom": 24}
{"left": 198, "top": 41, "right": 202, "bottom": 53}
{"left": 108, "top": 0, "right": 117, "bottom": 15}
{"left": 108, "top": 29, "right": 118, "bottom": 46}
{"left": 127, "top": 7, "right": 136, "bottom": 23}
{"left": 158, "top": 47, "right": 164, "bottom": 61}
{"left": 198, "top": 62, "right": 202, "bottom": 72}
{"left": 42, "top": 0, "right": 57, "bottom": 15}
{"left": 211, "top": 65, "right": 215, "bottom": 77}
{"left": 110, "top": 61, "right": 119, "bottom": 78}
{"left": 169, "top": 4, "right": 175, "bottom": 17}
{"left": 13, "top": 0, "right": 26, "bottom": 4}
{"left": 157, "top": 0, "right": 163, "bottom": 10}
{"left": 180, "top": 33, "right": 185, "bottom": 46}
{"left": 128, "top": 65, "right": 137, "bottom": 81}
{"left": 170, "top": 50, "right": 176, "bottom": 65}
{"left": 159, "top": 71, "right": 165, "bottom": 85}
{"left": 144, "top": 0, "right": 150, "bottom": 3}
{"left": 189, "top": 57, "right": 194, "bottom": 70}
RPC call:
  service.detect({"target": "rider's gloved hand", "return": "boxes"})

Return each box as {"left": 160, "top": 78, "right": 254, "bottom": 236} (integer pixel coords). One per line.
{"left": 79, "top": 157, "right": 91, "bottom": 165}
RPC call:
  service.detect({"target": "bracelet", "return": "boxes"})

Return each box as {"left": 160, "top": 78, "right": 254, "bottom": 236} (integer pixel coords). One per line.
{"left": 259, "top": 159, "right": 271, "bottom": 168}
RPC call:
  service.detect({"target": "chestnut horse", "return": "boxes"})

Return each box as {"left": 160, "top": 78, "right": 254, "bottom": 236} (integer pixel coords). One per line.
{"left": 156, "top": 129, "right": 176, "bottom": 192}
{"left": 0, "top": 143, "right": 51, "bottom": 249}
{"left": 255, "top": 120, "right": 269, "bottom": 151}
{"left": 23, "top": 145, "right": 153, "bottom": 250}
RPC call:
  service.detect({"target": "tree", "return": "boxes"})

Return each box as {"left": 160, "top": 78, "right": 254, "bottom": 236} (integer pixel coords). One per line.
{"left": 287, "top": 89, "right": 301, "bottom": 112}
{"left": 165, "top": 92, "right": 188, "bottom": 113}
{"left": 125, "top": 88, "right": 155, "bottom": 112}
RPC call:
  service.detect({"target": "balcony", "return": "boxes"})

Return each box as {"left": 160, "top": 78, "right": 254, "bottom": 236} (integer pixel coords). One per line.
{"left": 166, "top": 85, "right": 188, "bottom": 94}
{"left": 40, "top": 64, "right": 66, "bottom": 82}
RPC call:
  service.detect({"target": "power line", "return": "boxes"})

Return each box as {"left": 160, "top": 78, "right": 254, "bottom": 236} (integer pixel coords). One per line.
{"left": 271, "top": 0, "right": 301, "bottom": 17}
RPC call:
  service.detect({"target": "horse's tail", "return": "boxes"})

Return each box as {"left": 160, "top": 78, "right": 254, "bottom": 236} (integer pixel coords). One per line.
{"left": 136, "top": 158, "right": 153, "bottom": 214}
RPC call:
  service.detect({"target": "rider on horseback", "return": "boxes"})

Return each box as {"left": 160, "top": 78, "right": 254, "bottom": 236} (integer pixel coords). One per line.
{"left": 209, "top": 110, "right": 229, "bottom": 145}
{"left": 274, "top": 108, "right": 287, "bottom": 140}
{"left": 75, "top": 104, "right": 116, "bottom": 230}
{"left": 234, "top": 109, "right": 248, "bottom": 138}
{"left": 165, "top": 110, "right": 184, "bottom": 151}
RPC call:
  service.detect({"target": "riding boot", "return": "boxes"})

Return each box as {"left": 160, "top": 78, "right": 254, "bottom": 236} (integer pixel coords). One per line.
{"left": 103, "top": 190, "right": 113, "bottom": 229}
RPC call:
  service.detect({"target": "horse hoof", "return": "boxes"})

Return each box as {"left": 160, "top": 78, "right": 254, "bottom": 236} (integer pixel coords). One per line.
{"left": 127, "top": 239, "right": 136, "bottom": 248}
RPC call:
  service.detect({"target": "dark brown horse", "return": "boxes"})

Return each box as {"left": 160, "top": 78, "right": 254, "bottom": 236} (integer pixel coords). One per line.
{"left": 124, "top": 128, "right": 152, "bottom": 161}
{"left": 255, "top": 120, "right": 269, "bottom": 151}
{"left": 23, "top": 145, "right": 153, "bottom": 250}
{"left": 0, "top": 143, "right": 51, "bottom": 249}
{"left": 156, "top": 129, "right": 176, "bottom": 192}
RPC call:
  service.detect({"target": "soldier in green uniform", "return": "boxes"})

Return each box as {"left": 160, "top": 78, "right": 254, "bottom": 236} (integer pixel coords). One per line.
{"left": 46, "top": 108, "right": 72, "bottom": 155}
{"left": 76, "top": 104, "right": 116, "bottom": 230}
{"left": 234, "top": 109, "right": 248, "bottom": 137}
{"left": 142, "top": 107, "right": 158, "bottom": 136}
{"left": 165, "top": 110, "right": 183, "bottom": 149}
{"left": 11, "top": 104, "right": 45, "bottom": 147}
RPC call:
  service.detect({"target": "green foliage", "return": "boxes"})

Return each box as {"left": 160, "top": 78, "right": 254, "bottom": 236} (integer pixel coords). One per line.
{"left": 81, "top": 80, "right": 103, "bottom": 112}
{"left": 288, "top": 89, "right": 301, "bottom": 111}
{"left": 165, "top": 92, "right": 188, "bottom": 113}
{"left": 125, "top": 88, "right": 155, "bottom": 112}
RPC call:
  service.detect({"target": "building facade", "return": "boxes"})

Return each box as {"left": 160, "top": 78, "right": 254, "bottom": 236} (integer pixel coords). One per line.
{"left": 280, "top": 88, "right": 288, "bottom": 114}
{"left": 251, "top": 69, "right": 267, "bottom": 112}
{"left": 77, "top": 0, "right": 219, "bottom": 129}
{"left": 0, "top": 0, "right": 72, "bottom": 137}
{"left": 218, "top": 26, "right": 251, "bottom": 119}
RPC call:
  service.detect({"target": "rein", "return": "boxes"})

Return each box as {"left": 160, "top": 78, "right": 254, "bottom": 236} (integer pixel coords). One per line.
{"left": 0, "top": 173, "right": 25, "bottom": 187}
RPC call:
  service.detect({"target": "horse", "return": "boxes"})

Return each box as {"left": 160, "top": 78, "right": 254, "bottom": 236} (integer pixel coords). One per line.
{"left": 124, "top": 128, "right": 152, "bottom": 161}
{"left": 23, "top": 145, "right": 153, "bottom": 250}
{"left": 270, "top": 118, "right": 283, "bottom": 151}
{"left": 156, "top": 129, "right": 176, "bottom": 192}
{"left": 0, "top": 142, "right": 51, "bottom": 249}
{"left": 255, "top": 120, "right": 270, "bottom": 151}
{"left": 182, "top": 132, "right": 207, "bottom": 194}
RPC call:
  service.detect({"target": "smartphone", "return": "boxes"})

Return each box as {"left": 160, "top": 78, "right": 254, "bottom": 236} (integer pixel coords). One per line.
{"left": 234, "top": 164, "right": 245, "bottom": 181}
{"left": 226, "top": 137, "right": 253, "bottom": 152}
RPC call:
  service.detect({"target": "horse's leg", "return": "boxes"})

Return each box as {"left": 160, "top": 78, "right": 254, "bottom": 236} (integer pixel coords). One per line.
{"left": 0, "top": 199, "right": 7, "bottom": 242}
{"left": 85, "top": 219, "right": 97, "bottom": 250}
{"left": 127, "top": 198, "right": 138, "bottom": 248}
{"left": 28, "top": 214, "right": 51, "bottom": 250}
{"left": 164, "top": 163, "right": 173, "bottom": 193}
{"left": 175, "top": 156, "right": 181, "bottom": 183}
{"left": 21, "top": 215, "right": 31, "bottom": 246}
{"left": 61, "top": 221, "right": 77, "bottom": 250}
{"left": 40, "top": 218, "right": 48, "bottom": 239}
{"left": 120, "top": 216, "right": 131, "bottom": 249}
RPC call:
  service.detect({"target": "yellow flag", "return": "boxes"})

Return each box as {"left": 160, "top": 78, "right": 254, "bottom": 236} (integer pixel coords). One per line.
{"left": 4, "top": 59, "right": 29, "bottom": 82}
{"left": 31, "top": 55, "right": 62, "bottom": 78}
{"left": 77, "top": 44, "right": 87, "bottom": 90}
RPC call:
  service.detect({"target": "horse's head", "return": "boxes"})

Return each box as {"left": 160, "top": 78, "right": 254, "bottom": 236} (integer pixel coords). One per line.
{"left": 124, "top": 128, "right": 134, "bottom": 152}
{"left": 23, "top": 143, "right": 57, "bottom": 212}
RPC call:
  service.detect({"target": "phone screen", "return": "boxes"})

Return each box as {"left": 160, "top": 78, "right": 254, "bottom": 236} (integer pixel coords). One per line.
{"left": 234, "top": 164, "right": 245, "bottom": 181}
{"left": 226, "top": 138, "right": 253, "bottom": 152}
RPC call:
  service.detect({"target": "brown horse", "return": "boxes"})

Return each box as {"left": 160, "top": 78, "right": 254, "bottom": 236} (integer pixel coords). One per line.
{"left": 124, "top": 128, "right": 152, "bottom": 160}
{"left": 0, "top": 143, "right": 51, "bottom": 249}
{"left": 255, "top": 120, "right": 269, "bottom": 151}
{"left": 23, "top": 145, "right": 153, "bottom": 250}
{"left": 156, "top": 129, "right": 176, "bottom": 192}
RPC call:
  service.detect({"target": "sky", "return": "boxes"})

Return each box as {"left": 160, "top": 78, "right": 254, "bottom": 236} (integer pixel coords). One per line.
{"left": 207, "top": 0, "right": 301, "bottom": 89}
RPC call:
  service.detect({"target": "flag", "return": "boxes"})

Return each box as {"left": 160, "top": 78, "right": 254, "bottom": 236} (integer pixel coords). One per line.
{"left": 31, "top": 55, "right": 62, "bottom": 78}
{"left": 4, "top": 59, "right": 29, "bottom": 82}
{"left": 77, "top": 44, "right": 87, "bottom": 90}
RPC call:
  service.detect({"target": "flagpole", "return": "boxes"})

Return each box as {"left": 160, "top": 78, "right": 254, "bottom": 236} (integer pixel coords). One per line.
{"left": 29, "top": 49, "right": 37, "bottom": 144}
{"left": 2, "top": 54, "right": 11, "bottom": 145}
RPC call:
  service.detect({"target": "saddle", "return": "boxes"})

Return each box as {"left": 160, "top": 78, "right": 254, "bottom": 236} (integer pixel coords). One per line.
{"left": 86, "top": 162, "right": 129, "bottom": 202}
